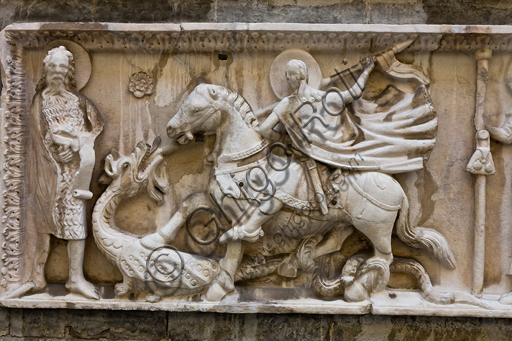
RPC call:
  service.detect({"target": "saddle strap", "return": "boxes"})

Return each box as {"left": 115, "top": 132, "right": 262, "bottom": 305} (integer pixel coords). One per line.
{"left": 273, "top": 189, "right": 317, "bottom": 211}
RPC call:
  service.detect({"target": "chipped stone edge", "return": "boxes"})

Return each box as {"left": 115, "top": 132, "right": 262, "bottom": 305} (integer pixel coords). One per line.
{"left": 0, "top": 290, "right": 510, "bottom": 317}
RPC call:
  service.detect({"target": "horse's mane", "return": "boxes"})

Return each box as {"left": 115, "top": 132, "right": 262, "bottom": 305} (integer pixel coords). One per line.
{"left": 219, "top": 86, "right": 260, "bottom": 130}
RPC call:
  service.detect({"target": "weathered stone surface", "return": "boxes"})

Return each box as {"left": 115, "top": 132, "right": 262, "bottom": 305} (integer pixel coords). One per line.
{"left": 368, "top": 3, "right": 428, "bottom": 24}
{"left": 215, "top": 1, "right": 367, "bottom": 23}
{"left": 251, "top": 314, "right": 330, "bottom": 341}
{"left": 20, "top": 309, "right": 66, "bottom": 338}
{"left": 9, "top": 309, "right": 22, "bottom": 338}
{"left": 3, "top": 0, "right": 512, "bottom": 32}
{"left": 1, "top": 22, "right": 512, "bottom": 317}
{"left": 166, "top": 313, "right": 512, "bottom": 341}
{"left": 93, "top": 0, "right": 213, "bottom": 23}
{"left": 168, "top": 312, "right": 240, "bottom": 341}
{"left": 2, "top": 0, "right": 512, "bottom": 338}
{"left": 65, "top": 309, "right": 167, "bottom": 340}
{"left": 0, "top": 0, "right": 212, "bottom": 29}
{"left": 422, "top": 0, "right": 512, "bottom": 25}
{"left": 0, "top": 306, "right": 9, "bottom": 336}
{"left": 1, "top": 309, "right": 512, "bottom": 340}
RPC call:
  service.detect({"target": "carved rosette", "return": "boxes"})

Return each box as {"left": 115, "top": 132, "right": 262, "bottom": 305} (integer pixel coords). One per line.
{"left": 128, "top": 71, "right": 154, "bottom": 98}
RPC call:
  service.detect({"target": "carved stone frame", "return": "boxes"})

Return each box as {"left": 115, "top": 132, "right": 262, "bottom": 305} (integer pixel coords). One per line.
{"left": 1, "top": 23, "right": 512, "bottom": 315}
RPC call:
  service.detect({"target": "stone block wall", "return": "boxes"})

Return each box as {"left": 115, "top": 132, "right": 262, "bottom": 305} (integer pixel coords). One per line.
{"left": 1, "top": 0, "right": 512, "bottom": 29}
{"left": 2, "top": 307, "right": 512, "bottom": 340}
{"left": 2, "top": 1, "right": 512, "bottom": 340}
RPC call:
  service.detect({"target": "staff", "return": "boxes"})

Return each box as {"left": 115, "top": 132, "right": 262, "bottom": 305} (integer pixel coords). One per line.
{"left": 466, "top": 48, "right": 496, "bottom": 296}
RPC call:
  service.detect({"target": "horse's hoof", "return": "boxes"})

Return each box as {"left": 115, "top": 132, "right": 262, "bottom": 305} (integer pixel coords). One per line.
{"left": 205, "top": 269, "right": 234, "bottom": 301}
{"left": 344, "top": 281, "right": 369, "bottom": 302}
{"left": 219, "top": 230, "right": 233, "bottom": 244}
{"left": 278, "top": 255, "right": 299, "bottom": 278}
{"left": 205, "top": 282, "right": 232, "bottom": 302}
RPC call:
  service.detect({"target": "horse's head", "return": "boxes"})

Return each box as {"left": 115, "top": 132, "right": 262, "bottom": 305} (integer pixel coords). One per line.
{"left": 101, "top": 137, "right": 168, "bottom": 204}
{"left": 167, "top": 84, "right": 223, "bottom": 144}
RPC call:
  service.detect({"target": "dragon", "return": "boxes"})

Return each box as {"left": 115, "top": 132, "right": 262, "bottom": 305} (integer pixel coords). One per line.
{"left": 92, "top": 137, "right": 219, "bottom": 302}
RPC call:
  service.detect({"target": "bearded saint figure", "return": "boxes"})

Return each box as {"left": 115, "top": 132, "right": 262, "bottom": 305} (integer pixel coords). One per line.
{"left": 3, "top": 46, "right": 103, "bottom": 299}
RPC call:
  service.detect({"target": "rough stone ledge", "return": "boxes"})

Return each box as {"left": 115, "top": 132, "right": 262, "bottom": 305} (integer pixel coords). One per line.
{"left": 0, "top": 286, "right": 508, "bottom": 318}
{"left": 5, "top": 22, "right": 512, "bottom": 34}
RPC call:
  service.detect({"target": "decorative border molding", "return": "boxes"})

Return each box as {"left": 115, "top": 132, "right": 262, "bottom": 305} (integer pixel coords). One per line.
{"left": 4, "top": 23, "right": 512, "bottom": 53}
{"left": 1, "top": 33, "right": 26, "bottom": 288}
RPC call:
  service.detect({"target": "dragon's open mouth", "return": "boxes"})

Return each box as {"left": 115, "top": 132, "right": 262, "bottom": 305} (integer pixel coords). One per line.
{"left": 134, "top": 137, "right": 169, "bottom": 205}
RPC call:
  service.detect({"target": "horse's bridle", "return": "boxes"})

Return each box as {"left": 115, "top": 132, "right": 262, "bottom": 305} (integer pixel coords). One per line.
{"left": 174, "top": 106, "right": 219, "bottom": 137}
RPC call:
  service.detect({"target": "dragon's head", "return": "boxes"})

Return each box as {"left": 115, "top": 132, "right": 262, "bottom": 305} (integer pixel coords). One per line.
{"left": 100, "top": 136, "right": 168, "bottom": 205}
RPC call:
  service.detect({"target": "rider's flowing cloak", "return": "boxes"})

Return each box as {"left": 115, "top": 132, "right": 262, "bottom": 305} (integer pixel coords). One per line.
{"left": 274, "top": 85, "right": 437, "bottom": 174}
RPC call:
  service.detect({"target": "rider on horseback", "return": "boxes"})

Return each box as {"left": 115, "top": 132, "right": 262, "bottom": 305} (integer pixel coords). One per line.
{"left": 258, "top": 57, "right": 376, "bottom": 216}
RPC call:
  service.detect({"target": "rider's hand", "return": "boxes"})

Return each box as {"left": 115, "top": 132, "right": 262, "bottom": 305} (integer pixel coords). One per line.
{"left": 362, "top": 56, "right": 375, "bottom": 72}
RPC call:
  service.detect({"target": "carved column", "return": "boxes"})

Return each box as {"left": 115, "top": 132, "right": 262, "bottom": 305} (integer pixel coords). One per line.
{"left": 466, "top": 48, "right": 495, "bottom": 296}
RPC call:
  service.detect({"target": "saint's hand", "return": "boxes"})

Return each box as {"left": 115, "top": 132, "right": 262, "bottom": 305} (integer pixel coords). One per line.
{"left": 55, "top": 145, "right": 74, "bottom": 163}
{"left": 51, "top": 129, "right": 79, "bottom": 163}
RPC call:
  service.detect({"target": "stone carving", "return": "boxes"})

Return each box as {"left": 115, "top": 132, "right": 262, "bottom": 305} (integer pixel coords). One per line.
{"left": 374, "top": 39, "right": 430, "bottom": 85}
{"left": 92, "top": 138, "right": 220, "bottom": 302}
{"left": 1, "top": 41, "right": 25, "bottom": 288}
{"left": 4, "top": 23, "right": 512, "bottom": 317}
{"left": 3, "top": 46, "right": 103, "bottom": 299}
{"left": 465, "top": 49, "right": 495, "bottom": 297}
{"left": 128, "top": 71, "right": 154, "bottom": 98}
{"left": 141, "top": 43, "right": 458, "bottom": 304}
{"left": 156, "top": 73, "right": 455, "bottom": 302}
{"left": 466, "top": 131, "right": 495, "bottom": 175}
{"left": 8, "top": 24, "right": 512, "bottom": 54}
{"left": 485, "top": 52, "right": 512, "bottom": 305}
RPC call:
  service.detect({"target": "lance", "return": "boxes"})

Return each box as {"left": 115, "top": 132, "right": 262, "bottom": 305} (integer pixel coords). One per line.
{"left": 325, "top": 38, "right": 429, "bottom": 90}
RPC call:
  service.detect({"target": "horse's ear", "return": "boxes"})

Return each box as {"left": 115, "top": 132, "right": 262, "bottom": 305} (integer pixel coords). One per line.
{"left": 208, "top": 85, "right": 219, "bottom": 100}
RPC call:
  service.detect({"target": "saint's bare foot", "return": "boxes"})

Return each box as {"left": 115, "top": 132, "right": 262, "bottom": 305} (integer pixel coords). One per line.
{"left": 65, "top": 279, "right": 100, "bottom": 300}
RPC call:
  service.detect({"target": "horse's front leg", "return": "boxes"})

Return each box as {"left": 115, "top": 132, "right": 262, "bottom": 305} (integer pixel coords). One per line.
{"left": 140, "top": 191, "right": 210, "bottom": 249}
{"left": 205, "top": 240, "right": 243, "bottom": 302}
{"left": 205, "top": 198, "right": 283, "bottom": 302}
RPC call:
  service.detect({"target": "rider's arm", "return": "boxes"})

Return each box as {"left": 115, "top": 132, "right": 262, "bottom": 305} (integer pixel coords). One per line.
{"left": 259, "top": 112, "right": 282, "bottom": 141}
{"left": 325, "top": 58, "right": 375, "bottom": 108}
{"left": 340, "top": 58, "right": 375, "bottom": 104}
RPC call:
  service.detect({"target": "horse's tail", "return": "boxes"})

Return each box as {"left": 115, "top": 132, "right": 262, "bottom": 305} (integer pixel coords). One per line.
{"left": 395, "top": 192, "right": 457, "bottom": 269}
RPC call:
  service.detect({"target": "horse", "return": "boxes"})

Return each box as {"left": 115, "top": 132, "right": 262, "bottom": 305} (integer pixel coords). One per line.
{"left": 147, "top": 83, "right": 456, "bottom": 302}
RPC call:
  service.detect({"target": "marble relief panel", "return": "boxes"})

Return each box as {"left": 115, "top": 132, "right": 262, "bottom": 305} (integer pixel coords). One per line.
{"left": 1, "top": 23, "right": 512, "bottom": 316}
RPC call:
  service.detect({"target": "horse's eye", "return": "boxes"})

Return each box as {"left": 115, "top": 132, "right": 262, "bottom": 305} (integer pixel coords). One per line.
{"left": 123, "top": 163, "right": 129, "bottom": 168}
{"left": 195, "top": 108, "right": 200, "bottom": 112}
